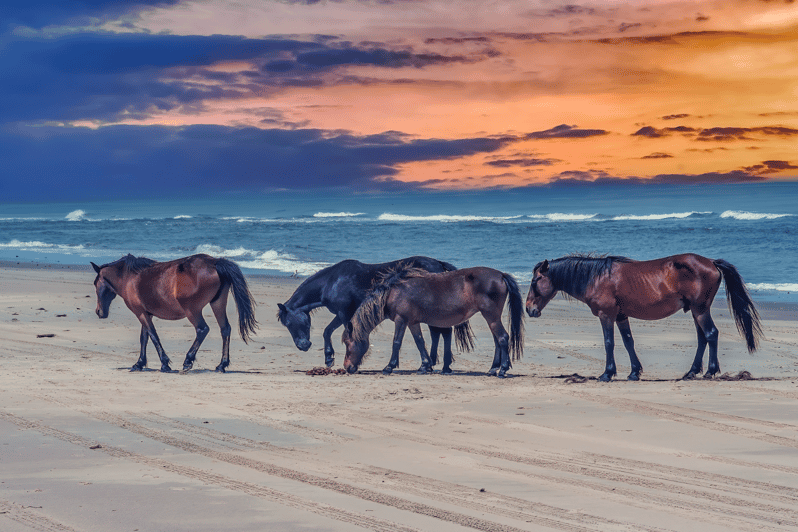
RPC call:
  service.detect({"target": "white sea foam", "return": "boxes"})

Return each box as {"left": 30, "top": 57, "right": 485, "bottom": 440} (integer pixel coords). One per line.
{"left": 527, "top": 213, "right": 598, "bottom": 222}
{"left": 378, "top": 213, "right": 524, "bottom": 223}
{"left": 0, "top": 239, "right": 86, "bottom": 253}
{"left": 313, "top": 212, "right": 366, "bottom": 218}
{"left": 65, "top": 209, "right": 88, "bottom": 221}
{"left": 194, "top": 244, "right": 258, "bottom": 258}
{"left": 611, "top": 211, "right": 711, "bottom": 221}
{"left": 174, "top": 215, "right": 193, "bottom": 219}
{"left": 237, "top": 250, "right": 329, "bottom": 276}
{"left": 720, "top": 210, "right": 793, "bottom": 221}
{"left": 748, "top": 283, "right": 798, "bottom": 293}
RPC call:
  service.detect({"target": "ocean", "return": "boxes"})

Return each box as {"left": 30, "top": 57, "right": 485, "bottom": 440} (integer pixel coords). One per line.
{"left": 2, "top": 182, "right": 797, "bottom": 302}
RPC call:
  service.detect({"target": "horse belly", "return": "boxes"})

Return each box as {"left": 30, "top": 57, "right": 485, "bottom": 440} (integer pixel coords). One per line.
{"left": 622, "top": 297, "right": 684, "bottom": 320}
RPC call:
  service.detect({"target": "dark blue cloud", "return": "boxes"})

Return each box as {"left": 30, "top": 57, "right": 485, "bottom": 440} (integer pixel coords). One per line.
{"left": 2, "top": 0, "right": 181, "bottom": 29}
{"left": 525, "top": 124, "right": 609, "bottom": 139}
{"left": 0, "top": 125, "right": 515, "bottom": 201}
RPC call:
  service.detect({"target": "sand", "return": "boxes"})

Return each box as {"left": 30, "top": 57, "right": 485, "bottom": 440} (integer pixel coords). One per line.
{"left": 2, "top": 263, "right": 798, "bottom": 532}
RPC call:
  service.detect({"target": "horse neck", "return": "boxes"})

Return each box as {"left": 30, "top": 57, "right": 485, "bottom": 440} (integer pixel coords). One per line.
{"left": 286, "top": 275, "right": 325, "bottom": 311}
{"left": 104, "top": 268, "right": 134, "bottom": 300}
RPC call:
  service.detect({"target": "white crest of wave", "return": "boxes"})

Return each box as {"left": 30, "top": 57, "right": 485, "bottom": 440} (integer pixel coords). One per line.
{"left": 527, "top": 213, "right": 598, "bottom": 222}
{"left": 748, "top": 283, "right": 798, "bottom": 293}
{"left": 612, "top": 211, "right": 710, "bottom": 221}
{"left": 378, "top": 213, "right": 523, "bottom": 223}
{"left": 65, "top": 209, "right": 88, "bottom": 221}
{"left": 0, "top": 239, "right": 86, "bottom": 252}
{"left": 237, "top": 250, "right": 330, "bottom": 275}
{"left": 313, "top": 212, "right": 366, "bottom": 218}
{"left": 720, "top": 210, "right": 793, "bottom": 220}
{"left": 194, "top": 244, "right": 257, "bottom": 258}
{"left": 174, "top": 215, "right": 193, "bottom": 219}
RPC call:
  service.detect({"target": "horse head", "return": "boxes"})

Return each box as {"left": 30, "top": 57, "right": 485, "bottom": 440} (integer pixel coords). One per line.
{"left": 276, "top": 303, "right": 312, "bottom": 351}
{"left": 526, "top": 259, "right": 557, "bottom": 318}
{"left": 341, "top": 325, "right": 370, "bottom": 374}
{"left": 92, "top": 261, "right": 118, "bottom": 319}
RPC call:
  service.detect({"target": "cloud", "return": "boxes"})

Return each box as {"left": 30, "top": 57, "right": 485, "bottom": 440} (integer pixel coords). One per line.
{"left": 263, "top": 46, "right": 480, "bottom": 73}
{"left": 661, "top": 113, "right": 690, "bottom": 120}
{"left": 0, "top": 125, "right": 517, "bottom": 201}
{"left": 1, "top": 0, "right": 181, "bottom": 29}
{"left": 632, "top": 125, "right": 696, "bottom": 137}
{"left": 485, "top": 157, "right": 559, "bottom": 168}
{"left": 641, "top": 152, "right": 674, "bottom": 159}
{"left": 525, "top": 124, "right": 609, "bottom": 139}
{"left": 743, "top": 160, "right": 798, "bottom": 174}
{"left": 696, "top": 126, "right": 798, "bottom": 141}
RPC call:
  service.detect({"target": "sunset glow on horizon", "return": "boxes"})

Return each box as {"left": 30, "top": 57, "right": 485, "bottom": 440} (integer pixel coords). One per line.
{"left": 2, "top": 0, "right": 798, "bottom": 199}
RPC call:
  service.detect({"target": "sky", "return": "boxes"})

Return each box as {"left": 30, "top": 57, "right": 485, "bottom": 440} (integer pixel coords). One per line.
{"left": 1, "top": 0, "right": 798, "bottom": 201}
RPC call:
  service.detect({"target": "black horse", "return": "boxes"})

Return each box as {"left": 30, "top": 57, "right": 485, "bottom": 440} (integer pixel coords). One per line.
{"left": 277, "top": 257, "right": 473, "bottom": 368}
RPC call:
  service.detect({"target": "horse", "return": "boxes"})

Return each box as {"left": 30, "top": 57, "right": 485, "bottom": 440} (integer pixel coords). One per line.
{"left": 343, "top": 266, "right": 524, "bottom": 377}
{"left": 92, "top": 254, "right": 258, "bottom": 373}
{"left": 277, "top": 256, "right": 474, "bottom": 369}
{"left": 525, "top": 254, "right": 762, "bottom": 381}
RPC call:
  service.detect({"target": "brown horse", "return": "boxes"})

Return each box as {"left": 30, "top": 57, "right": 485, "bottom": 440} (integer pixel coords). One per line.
{"left": 344, "top": 266, "right": 524, "bottom": 377}
{"left": 525, "top": 254, "right": 762, "bottom": 381}
{"left": 92, "top": 254, "right": 258, "bottom": 373}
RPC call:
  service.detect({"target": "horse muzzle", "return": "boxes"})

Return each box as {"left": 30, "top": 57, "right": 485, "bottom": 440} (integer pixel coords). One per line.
{"left": 295, "top": 338, "right": 311, "bottom": 351}
{"left": 527, "top": 307, "right": 541, "bottom": 318}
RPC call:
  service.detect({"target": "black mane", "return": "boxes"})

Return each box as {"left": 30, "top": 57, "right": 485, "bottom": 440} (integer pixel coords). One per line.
{"left": 538, "top": 254, "right": 633, "bottom": 298}
{"left": 101, "top": 254, "right": 157, "bottom": 273}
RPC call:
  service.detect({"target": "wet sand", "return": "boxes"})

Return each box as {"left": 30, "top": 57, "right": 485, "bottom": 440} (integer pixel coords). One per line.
{"left": 2, "top": 264, "right": 798, "bottom": 531}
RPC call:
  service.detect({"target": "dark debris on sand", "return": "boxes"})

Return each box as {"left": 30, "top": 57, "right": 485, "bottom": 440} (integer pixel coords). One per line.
{"left": 306, "top": 367, "right": 348, "bottom": 376}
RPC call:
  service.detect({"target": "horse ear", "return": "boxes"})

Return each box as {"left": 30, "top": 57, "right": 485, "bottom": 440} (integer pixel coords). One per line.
{"left": 277, "top": 303, "right": 286, "bottom": 312}
{"left": 540, "top": 260, "right": 549, "bottom": 273}
{"left": 91, "top": 262, "right": 101, "bottom": 273}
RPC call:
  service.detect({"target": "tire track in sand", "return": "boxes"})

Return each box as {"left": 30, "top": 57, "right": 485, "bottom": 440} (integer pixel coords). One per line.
{"left": 0, "top": 498, "right": 82, "bottom": 532}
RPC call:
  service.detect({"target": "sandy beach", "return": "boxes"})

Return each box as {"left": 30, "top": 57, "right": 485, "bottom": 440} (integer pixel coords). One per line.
{"left": 2, "top": 262, "right": 798, "bottom": 532}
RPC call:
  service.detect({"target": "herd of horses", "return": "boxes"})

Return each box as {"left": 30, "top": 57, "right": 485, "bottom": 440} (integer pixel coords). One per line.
{"left": 92, "top": 252, "right": 763, "bottom": 381}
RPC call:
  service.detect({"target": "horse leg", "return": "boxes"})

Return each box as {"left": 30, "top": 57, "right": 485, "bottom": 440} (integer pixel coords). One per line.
{"left": 598, "top": 313, "right": 617, "bottom": 382}
{"left": 487, "top": 320, "right": 511, "bottom": 378}
{"left": 410, "top": 323, "right": 433, "bottom": 374}
{"left": 428, "top": 325, "right": 444, "bottom": 367}
{"left": 139, "top": 314, "right": 171, "bottom": 372}
{"left": 384, "top": 319, "right": 407, "bottom": 375}
{"left": 616, "top": 317, "right": 642, "bottom": 381}
{"left": 210, "top": 295, "right": 232, "bottom": 373}
{"left": 131, "top": 325, "right": 149, "bottom": 371}
{"left": 683, "top": 318, "right": 708, "bottom": 379}
{"left": 322, "top": 316, "right": 343, "bottom": 367}
{"left": 488, "top": 335, "right": 501, "bottom": 376}
{"left": 694, "top": 311, "right": 720, "bottom": 379}
{"left": 181, "top": 313, "right": 210, "bottom": 373}
{"left": 441, "top": 328, "right": 454, "bottom": 374}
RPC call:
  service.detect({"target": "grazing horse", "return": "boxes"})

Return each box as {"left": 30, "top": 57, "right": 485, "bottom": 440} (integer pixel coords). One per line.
{"left": 344, "top": 266, "right": 524, "bottom": 377}
{"left": 525, "top": 254, "right": 762, "bottom": 381}
{"left": 277, "top": 257, "right": 473, "bottom": 369}
{"left": 92, "top": 254, "right": 258, "bottom": 373}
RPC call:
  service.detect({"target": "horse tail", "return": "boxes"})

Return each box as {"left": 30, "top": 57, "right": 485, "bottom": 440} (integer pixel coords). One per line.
{"left": 435, "top": 260, "right": 476, "bottom": 353}
{"left": 502, "top": 272, "right": 525, "bottom": 361}
{"left": 215, "top": 258, "right": 258, "bottom": 343}
{"left": 713, "top": 259, "right": 762, "bottom": 353}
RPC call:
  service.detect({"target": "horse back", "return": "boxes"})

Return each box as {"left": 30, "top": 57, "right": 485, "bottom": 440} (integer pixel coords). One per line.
{"left": 131, "top": 254, "right": 222, "bottom": 319}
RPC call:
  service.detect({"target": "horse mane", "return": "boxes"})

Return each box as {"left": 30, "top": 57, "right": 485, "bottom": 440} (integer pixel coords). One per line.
{"left": 350, "top": 264, "right": 428, "bottom": 343}
{"left": 540, "top": 253, "right": 633, "bottom": 298}
{"left": 100, "top": 254, "right": 157, "bottom": 274}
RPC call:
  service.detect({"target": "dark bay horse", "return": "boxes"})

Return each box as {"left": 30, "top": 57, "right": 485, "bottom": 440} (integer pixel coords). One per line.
{"left": 525, "top": 254, "right": 762, "bottom": 381}
{"left": 277, "top": 256, "right": 473, "bottom": 368}
{"left": 344, "top": 266, "right": 524, "bottom": 377}
{"left": 92, "top": 254, "right": 258, "bottom": 373}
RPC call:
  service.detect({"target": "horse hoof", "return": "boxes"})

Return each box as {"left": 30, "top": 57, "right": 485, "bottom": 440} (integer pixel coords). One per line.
{"left": 682, "top": 371, "right": 697, "bottom": 380}
{"left": 441, "top": 367, "right": 452, "bottom": 375}
{"left": 160, "top": 365, "right": 172, "bottom": 373}
{"left": 130, "top": 365, "right": 143, "bottom": 372}
{"left": 497, "top": 370, "right": 507, "bottom": 378}
{"left": 598, "top": 373, "right": 614, "bottom": 382}
{"left": 215, "top": 365, "right": 227, "bottom": 373}
{"left": 703, "top": 372, "right": 716, "bottom": 380}
{"left": 487, "top": 367, "right": 499, "bottom": 376}
{"left": 382, "top": 366, "right": 394, "bottom": 375}
{"left": 417, "top": 366, "right": 432, "bottom": 375}
{"left": 627, "top": 373, "right": 640, "bottom": 381}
